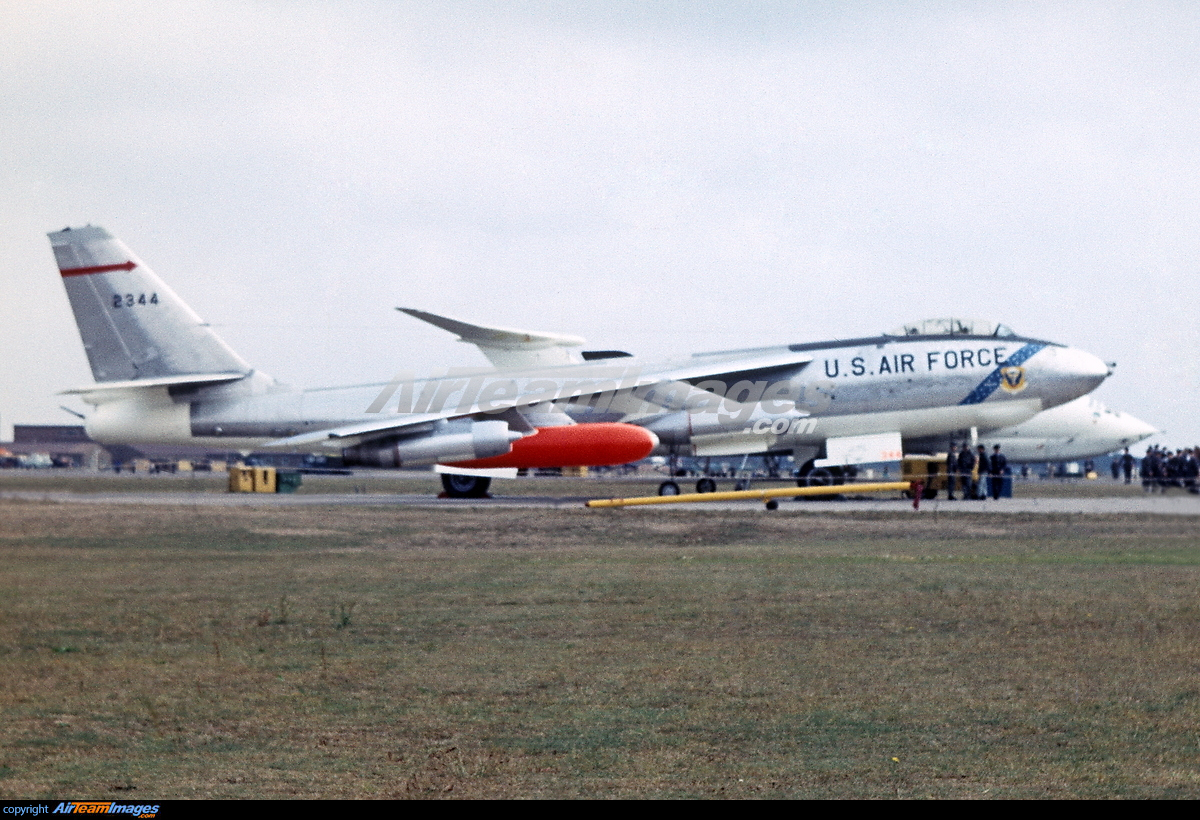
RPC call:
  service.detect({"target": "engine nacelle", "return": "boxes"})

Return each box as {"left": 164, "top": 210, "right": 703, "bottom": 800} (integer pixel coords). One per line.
{"left": 642, "top": 408, "right": 811, "bottom": 444}
{"left": 85, "top": 393, "right": 191, "bottom": 444}
{"left": 342, "top": 419, "right": 520, "bottom": 468}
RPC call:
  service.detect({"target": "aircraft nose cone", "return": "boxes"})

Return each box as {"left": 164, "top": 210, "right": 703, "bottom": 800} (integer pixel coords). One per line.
{"left": 1062, "top": 347, "right": 1110, "bottom": 394}
{"left": 1116, "top": 412, "right": 1159, "bottom": 443}
{"left": 1034, "top": 346, "right": 1110, "bottom": 408}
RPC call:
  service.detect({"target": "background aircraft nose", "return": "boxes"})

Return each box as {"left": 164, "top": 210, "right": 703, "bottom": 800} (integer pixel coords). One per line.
{"left": 1112, "top": 411, "right": 1159, "bottom": 444}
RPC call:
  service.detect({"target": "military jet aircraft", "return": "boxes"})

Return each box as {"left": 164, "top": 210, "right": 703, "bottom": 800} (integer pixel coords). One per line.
{"left": 402, "top": 312, "right": 1115, "bottom": 494}
{"left": 49, "top": 226, "right": 1111, "bottom": 498}
{"left": 962, "top": 395, "right": 1156, "bottom": 462}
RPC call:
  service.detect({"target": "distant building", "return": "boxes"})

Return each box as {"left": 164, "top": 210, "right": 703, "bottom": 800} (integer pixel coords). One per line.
{"left": 13, "top": 425, "right": 93, "bottom": 444}
{"left": 6, "top": 425, "right": 109, "bottom": 469}
{"left": 1, "top": 423, "right": 315, "bottom": 472}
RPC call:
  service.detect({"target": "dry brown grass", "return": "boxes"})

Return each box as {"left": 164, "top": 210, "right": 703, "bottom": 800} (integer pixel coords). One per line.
{"left": 1, "top": 501, "right": 1198, "bottom": 798}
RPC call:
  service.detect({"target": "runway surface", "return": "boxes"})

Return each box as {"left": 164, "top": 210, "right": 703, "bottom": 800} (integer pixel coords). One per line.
{"left": 3, "top": 489, "right": 1199, "bottom": 515}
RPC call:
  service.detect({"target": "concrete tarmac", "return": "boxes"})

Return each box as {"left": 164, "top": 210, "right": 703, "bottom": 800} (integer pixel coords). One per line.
{"left": 2, "top": 488, "right": 1198, "bottom": 515}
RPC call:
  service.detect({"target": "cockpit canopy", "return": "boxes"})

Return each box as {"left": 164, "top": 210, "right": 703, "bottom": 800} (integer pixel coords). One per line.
{"left": 886, "top": 318, "right": 1017, "bottom": 338}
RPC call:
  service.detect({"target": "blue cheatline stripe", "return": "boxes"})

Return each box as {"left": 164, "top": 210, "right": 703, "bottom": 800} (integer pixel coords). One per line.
{"left": 958, "top": 343, "right": 1045, "bottom": 405}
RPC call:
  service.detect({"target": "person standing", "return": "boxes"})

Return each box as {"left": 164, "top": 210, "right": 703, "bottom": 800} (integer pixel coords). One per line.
{"left": 946, "top": 443, "right": 960, "bottom": 499}
{"left": 957, "top": 443, "right": 976, "bottom": 500}
{"left": 1121, "top": 447, "right": 1135, "bottom": 484}
{"left": 974, "top": 444, "right": 988, "bottom": 499}
{"left": 988, "top": 444, "right": 1008, "bottom": 500}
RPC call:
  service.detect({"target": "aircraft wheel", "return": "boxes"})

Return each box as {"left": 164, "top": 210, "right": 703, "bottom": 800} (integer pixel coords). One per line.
{"left": 696, "top": 478, "right": 717, "bottom": 493}
{"left": 440, "top": 473, "right": 491, "bottom": 499}
{"left": 796, "top": 462, "right": 842, "bottom": 500}
{"left": 796, "top": 460, "right": 840, "bottom": 488}
{"left": 805, "top": 466, "right": 838, "bottom": 487}
{"left": 765, "top": 499, "right": 779, "bottom": 511}
{"left": 795, "top": 459, "right": 813, "bottom": 487}
{"left": 658, "top": 481, "right": 681, "bottom": 496}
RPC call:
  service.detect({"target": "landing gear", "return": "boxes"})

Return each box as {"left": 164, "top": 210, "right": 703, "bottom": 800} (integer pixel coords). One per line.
{"left": 658, "top": 481, "right": 681, "bottom": 496}
{"left": 795, "top": 460, "right": 857, "bottom": 499}
{"left": 800, "top": 465, "right": 839, "bottom": 487}
{"left": 797, "top": 460, "right": 843, "bottom": 488}
{"left": 440, "top": 473, "right": 492, "bottom": 499}
{"left": 696, "top": 478, "right": 718, "bottom": 493}
{"left": 795, "top": 460, "right": 858, "bottom": 487}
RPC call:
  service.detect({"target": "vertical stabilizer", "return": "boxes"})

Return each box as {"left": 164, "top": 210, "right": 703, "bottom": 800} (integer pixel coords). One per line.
{"left": 49, "top": 226, "right": 250, "bottom": 382}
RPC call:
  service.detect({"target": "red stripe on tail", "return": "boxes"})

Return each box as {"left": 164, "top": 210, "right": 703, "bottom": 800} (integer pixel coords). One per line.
{"left": 60, "top": 261, "right": 137, "bottom": 277}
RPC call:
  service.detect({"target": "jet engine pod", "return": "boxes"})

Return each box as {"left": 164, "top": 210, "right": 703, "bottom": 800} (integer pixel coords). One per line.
{"left": 342, "top": 419, "right": 520, "bottom": 468}
{"left": 640, "top": 411, "right": 692, "bottom": 446}
{"left": 448, "top": 422, "right": 658, "bottom": 469}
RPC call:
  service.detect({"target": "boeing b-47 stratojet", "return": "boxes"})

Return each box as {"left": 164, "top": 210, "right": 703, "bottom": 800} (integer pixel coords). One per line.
{"left": 49, "top": 226, "right": 1112, "bottom": 498}
{"left": 402, "top": 311, "right": 1116, "bottom": 494}
{"left": 925, "top": 394, "right": 1157, "bottom": 463}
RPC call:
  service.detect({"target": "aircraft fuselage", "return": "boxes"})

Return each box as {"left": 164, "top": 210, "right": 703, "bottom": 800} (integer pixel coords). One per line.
{"left": 80, "top": 330, "right": 1107, "bottom": 461}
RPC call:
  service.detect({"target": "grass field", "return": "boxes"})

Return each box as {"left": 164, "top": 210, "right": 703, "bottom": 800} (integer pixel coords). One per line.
{"left": 2, "top": 498, "right": 1199, "bottom": 798}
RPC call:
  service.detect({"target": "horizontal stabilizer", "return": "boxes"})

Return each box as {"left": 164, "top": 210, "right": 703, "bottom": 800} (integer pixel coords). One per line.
{"left": 61, "top": 372, "right": 249, "bottom": 404}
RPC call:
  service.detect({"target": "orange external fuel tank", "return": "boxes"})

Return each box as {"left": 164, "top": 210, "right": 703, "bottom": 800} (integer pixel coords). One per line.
{"left": 447, "top": 423, "right": 657, "bottom": 469}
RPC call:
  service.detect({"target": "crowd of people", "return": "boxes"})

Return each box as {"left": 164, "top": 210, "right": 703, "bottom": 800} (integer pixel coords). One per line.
{"left": 1134, "top": 445, "right": 1200, "bottom": 493}
{"left": 945, "top": 443, "right": 1008, "bottom": 500}
{"left": 943, "top": 442, "right": 1199, "bottom": 498}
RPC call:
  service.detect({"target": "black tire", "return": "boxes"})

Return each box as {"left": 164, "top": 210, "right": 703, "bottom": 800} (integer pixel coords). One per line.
{"left": 658, "top": 481, "right": 681, "bottom": 496}
{"left": 796, "top": 461, "right": 842, "bottom": 500}
{"left": 696, "top": 478, "right": 717, "bottom": 493}
{"left": 765, "top": 499, "right": 779, "bottom": 511}
{"left": 440, "top": 473, "right": 491, "bottom": 498}
{"left": 804, "top": 466, "right": 838, "bottom": 487}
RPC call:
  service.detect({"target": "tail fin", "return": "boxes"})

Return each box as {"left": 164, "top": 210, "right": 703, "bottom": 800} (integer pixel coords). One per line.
{"left": 49, "top": 226, "right": 250, "bottom": 383}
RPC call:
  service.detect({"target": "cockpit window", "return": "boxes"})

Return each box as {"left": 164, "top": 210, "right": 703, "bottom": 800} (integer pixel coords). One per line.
{"left": 886, "top": 318, "right": 1017, "bottom": 337}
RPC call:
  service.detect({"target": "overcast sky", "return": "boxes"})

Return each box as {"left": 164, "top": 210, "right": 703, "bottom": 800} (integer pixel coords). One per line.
{"left": 2, "top": 1, "right": 1197, "bottom": 450}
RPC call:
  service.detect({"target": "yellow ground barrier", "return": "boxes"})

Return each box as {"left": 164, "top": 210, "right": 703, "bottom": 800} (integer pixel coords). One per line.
{"left": 586, "top": 481, "right": 915, "bottom": 508}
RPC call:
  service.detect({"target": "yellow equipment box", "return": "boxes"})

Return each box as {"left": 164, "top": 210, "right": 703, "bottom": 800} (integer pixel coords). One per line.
{"left": 252, "top": 467, "right": 276, "bottom": 493}
{"left": 228, "top": 467, "right": 254, "bottom": 492}
{"left": 902, "top": 454, "right": 948, "bottom": 498}
{"left": 228, "top": 466, "right": 277, "bottom": 493}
